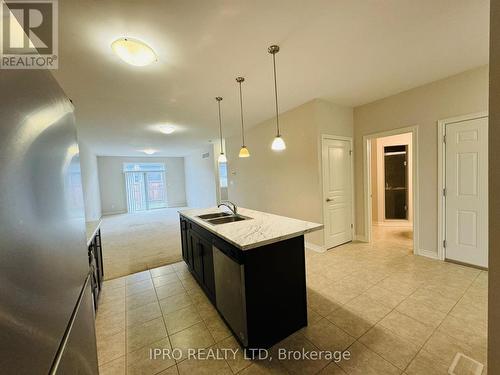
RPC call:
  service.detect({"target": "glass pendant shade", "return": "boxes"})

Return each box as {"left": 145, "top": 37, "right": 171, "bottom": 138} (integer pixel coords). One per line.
{"left": 271, "top": 135, "right": 286, "bottom": 151}
{"left": 238, "top": 146, "right": 250, "bottom": 158}
{"left": 218, "top": 153, "right": 227, "bottom": 163}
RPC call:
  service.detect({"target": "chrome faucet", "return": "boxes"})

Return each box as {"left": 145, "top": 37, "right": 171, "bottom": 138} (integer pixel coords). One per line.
{"left": 218, "top": 201, "right": 237, "bottom": 215}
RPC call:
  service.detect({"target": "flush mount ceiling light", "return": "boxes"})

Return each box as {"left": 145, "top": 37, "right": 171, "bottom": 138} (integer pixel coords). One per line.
{"left": 159, "top": 124, "right": 176, "bottom": 134}
{"left": 236, "top": 77, "right": 250, "bottom": 158}
{"left": 215, "top": 97, "right": 227, "bottom": 163}
{"left": 111, "top": 37, "right": 157, "bottom": 66}
{"left": 142, "top": 149, "right": 156, "bottom": 155}
{"left": 268, "top": 45, "right": 286, "bottom": 151}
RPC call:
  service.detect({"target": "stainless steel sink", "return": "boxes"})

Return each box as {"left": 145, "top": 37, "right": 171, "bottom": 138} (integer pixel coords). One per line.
{"left": 197, "top": 212, "right": 232, "bottom": 220}
{"left": 208, "top": 216, "right": 249, "bottom": 225}
{"left": 197, "top": 213, "right": 252, "bottom": 225}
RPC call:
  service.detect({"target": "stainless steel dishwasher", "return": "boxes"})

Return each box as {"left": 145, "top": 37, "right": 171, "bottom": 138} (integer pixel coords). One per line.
{"left": 212, "top": 246, "right": 248, "bottom": 346}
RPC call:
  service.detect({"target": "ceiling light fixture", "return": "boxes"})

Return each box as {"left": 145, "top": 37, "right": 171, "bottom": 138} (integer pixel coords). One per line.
{"left": 111, "top": 37, "right": 157, "bottom": 66}
{"left": 142, "top": 149, "right": 156, "bottom": 155}
{"left": 236, "top": 77, "right": 250, "bottom": 158}
{"left": 159, "top": 124, "right": 176, "bottom": 134}
{"left": 268, "top": 45, "right": 286, "bottom": 151}
{"left": 215, "top": 96, "right": 227, "bottom": 163}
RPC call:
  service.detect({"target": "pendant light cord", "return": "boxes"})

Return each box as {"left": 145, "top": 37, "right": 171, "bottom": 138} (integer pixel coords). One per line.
{"left": 272, "top": 51, "right": 280, "bottom": 137}
{"left": 216, "top": 98, "right": 224, "bottom": 154}
{"left": 238, "top": 80, "right": 245, "bottom": 147}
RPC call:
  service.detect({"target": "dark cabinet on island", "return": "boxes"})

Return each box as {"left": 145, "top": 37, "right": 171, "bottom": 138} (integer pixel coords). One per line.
{"left": 179, "top": 207, "right": 322, "bottom": 350}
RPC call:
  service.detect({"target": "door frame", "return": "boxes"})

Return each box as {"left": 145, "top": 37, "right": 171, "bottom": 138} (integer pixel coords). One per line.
{"left": 320, "top": 134, "right": 355, "bottom": 249}
{"left": 363, "top": 126, "right": 419, "bottom": 255}
{"left": 437, "top": 112, "right": 488, "bottom": 261}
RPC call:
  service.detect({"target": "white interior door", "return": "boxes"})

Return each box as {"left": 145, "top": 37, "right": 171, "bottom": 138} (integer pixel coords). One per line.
{"left": 445, "top": 117, "right": 488, "bottom": 267}
{"left": 322, "top": 138, "right": 353, "bottom": 249}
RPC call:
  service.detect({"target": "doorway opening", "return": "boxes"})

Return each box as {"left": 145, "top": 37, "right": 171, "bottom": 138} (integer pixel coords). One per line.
{"left": 124, "top": 162, "right": 168, "bottom": 213}
{"left": 364, "top": 127, "right": 419, "bottom": 253}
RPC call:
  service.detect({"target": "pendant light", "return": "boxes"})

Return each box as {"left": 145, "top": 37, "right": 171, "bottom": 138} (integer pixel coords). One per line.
{"left": 269, "top": 45, "right": 286, "bottom": 151}
{"left": 215, "top": 96, "right": 227, "bottom": 163}
{"left": 236, "top": 77, "right": 250, "bottom": 158}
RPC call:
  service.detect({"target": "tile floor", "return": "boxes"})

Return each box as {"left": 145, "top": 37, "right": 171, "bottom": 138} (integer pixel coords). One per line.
{"left": 96, "top": 226, "right": 488, "bottom": 375}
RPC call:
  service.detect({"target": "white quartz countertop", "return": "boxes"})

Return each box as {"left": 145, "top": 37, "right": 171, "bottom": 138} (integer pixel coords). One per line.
{"left": 86, "top": 219, "right": 102, "bottom": 246}
{"left": 178, "top": 207, "right": 323, "bottom": 251}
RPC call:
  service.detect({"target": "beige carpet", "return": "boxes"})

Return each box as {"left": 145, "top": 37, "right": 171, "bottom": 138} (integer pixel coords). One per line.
{"left": 100, "top": 207, "right": 186, "bottom": 280}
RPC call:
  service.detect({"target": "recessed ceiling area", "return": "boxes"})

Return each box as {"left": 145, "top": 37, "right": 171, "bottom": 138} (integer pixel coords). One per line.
{"left": 53, "top": 0, "right": 489, "bottom": 157}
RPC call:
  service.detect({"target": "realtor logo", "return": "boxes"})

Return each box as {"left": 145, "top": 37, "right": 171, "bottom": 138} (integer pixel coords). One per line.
{"left": 0, "top": 0, "right": 58, "bottom": 69}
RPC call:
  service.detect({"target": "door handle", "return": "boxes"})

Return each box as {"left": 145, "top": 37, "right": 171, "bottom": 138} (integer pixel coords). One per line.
{"left": 326, "top": 198, "right": 334, "bottom": 202}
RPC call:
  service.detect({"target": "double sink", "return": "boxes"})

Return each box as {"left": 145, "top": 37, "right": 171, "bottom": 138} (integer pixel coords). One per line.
{"left": 198, "top": 212, "right": 252, "bottom": 225}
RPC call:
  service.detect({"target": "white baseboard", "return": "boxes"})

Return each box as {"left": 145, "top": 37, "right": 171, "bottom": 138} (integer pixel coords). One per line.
{"left": 305, "top": 242, "right": 326, "bottom": 253}
{"left": 417, "top": 248, "right": 439, "bottom": 259}
{"left": 354, "top": 235, "right": 368, "bottom": 242}
{"left": 102, "top": 210, "right": 127, "bottom": 216}
{"left": 168, "top": 202, "right": 187, "bottom": 208}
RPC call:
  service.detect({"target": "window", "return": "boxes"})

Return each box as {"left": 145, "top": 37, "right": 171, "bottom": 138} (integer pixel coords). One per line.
{"left": 218, "top": 161, "right": 229, "bottom": 201}
{"left": 123, "top": 163, "right": 167, "bottom": 212}
{"left": 218, "top": 162, "right": 228, "bottom": 188}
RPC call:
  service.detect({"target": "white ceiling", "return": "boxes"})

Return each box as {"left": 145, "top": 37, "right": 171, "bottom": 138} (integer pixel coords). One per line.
{"left": 52, "top": 0, "right": 489, "bottom": 157}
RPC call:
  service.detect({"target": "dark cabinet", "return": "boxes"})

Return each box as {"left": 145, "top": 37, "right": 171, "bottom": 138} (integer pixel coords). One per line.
{"left": 200, "top": 236, "right": 215, "bottom": 297}
{"left": 181, "top": 218, "right": 195, "bottom": 270}
{"left": 180, "top": 219, "right": 215, "bottom": 302}
{"left": 190, "top": 230, "right": 204, "bottom": 280}
{"left": 87, "top": 228, "right": 104, "bottom": 311}
{"left": 180, "top": 219, "right": 189, "bottom": 263}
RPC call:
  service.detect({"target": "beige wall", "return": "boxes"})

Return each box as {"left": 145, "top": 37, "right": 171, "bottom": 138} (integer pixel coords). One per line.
{"left": 184, "top": 145, "right": 218, "bottom": 208}
{"left": 78, "top": 141, "right": 102, "bottom": 221}
{"left": 98, "top": 156, "right": 186, "bottom": 215}
{"left": 489, "top": 1, "right": 499, "bottom": 372}
{"left": 371, "top": 133, "right": 413, "bottom": 224}
{"left": 354, "top": 65, "right": 489, "bottom": 254}
{"left": 226, "top": 99, "right": 353, "bottom": 247}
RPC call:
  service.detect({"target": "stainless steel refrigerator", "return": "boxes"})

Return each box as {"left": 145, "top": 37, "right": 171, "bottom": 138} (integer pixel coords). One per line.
{"left": 0, "top": 69, "right": 99, "bottom": 374}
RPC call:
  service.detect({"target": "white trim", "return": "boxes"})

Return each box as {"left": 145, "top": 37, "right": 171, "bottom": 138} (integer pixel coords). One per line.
{"left": 363, "top": 126, "right": 419, "bottom": 255}
{"left": 437, "top": 111, "right": 488, "bottom": 262}
{"left": 354, "top": 235, "right": 368, "bottom": 242}
{"left": 363, "top": 136, "right": 372, "bottom": 243}
{"left": 320, "top": 134, "right": 355, "bottom": 247}
{"left": 167, "top": 201, "right": 188, "bottom": 208}
{"left": 305, "top": 242, "right": 327, "bottom": 253}
{"left": 418, "top": 248, "right": 439, "bottom": 260}
{"left": 102, "top": 210, "right": 127, "bottom": 216}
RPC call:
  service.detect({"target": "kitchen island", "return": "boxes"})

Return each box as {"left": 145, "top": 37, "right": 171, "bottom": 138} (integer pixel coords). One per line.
{"left": 86, "top": 220, "right": 104, "bottom": 311}
{"left": 178, "top": 207, "right": 322, "bottom": 350}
